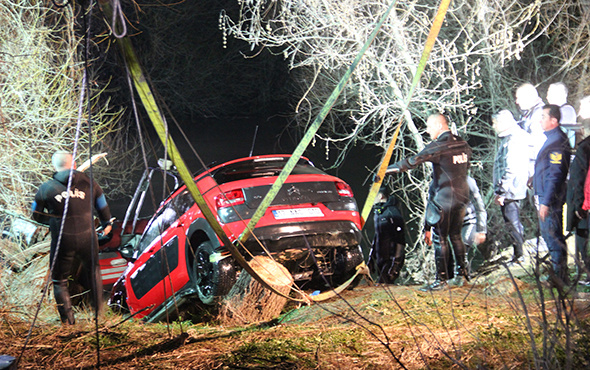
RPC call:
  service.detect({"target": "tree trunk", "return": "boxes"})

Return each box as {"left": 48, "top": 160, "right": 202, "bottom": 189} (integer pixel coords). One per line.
{"left": 218, "top": 256, "right": 294, "bottom": 326}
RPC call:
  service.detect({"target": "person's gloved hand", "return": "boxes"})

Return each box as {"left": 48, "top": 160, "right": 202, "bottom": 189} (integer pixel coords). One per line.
{"left": 100, "top": 218, "right": 115, "bottom": 236}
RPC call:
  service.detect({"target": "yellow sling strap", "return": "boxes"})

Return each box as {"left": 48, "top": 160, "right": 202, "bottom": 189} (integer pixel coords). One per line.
{"left": 360, "top": 0, "right": 452, "bottom": 223}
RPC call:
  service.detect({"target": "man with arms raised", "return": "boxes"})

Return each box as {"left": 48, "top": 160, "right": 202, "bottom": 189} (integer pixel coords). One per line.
{"left": 32, "top": 151, "right": 112, "bottom": 324}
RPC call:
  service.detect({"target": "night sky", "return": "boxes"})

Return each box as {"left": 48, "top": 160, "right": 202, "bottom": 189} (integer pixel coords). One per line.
{"left": 100, "top": 1, "right": 381, "bottom": 219}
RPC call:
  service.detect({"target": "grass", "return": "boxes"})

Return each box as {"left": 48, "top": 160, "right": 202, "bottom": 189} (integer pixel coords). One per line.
{"left": 2, "top": 234, "right": 590, "bottom": 368}
{"left": 1, "top": 274, "right": 589, "bottom": 369}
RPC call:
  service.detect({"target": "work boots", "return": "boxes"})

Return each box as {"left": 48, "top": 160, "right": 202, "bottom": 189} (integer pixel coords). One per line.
{"left": 53, "top": 280, "right": 75, "bottom": 325}
{"left": 457, "top": 260, "right": 470, "bottom": 282}
{"left": 384, "top": 257, "right": 404, "bottom": 284}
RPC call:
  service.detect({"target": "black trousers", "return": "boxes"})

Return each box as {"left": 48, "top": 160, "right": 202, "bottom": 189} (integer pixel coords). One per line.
{"left": 576, "top": 217, "right": 589, "bottom": 278}
{"left": 432, "top": 202, "right": 467, "bottom": 281}
{"left": 50, "top": 231, "right": 103, "bottom": 323}
{"left": 374, "top": 242, "right": 405, "bottom": 284}
{"left": 501, "top": 199, "right": 524, "bottom": 258}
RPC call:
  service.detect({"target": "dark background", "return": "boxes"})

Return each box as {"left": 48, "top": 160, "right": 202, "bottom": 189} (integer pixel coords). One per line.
{"left": 99, "top": 1, "right": 384, "bottom": 224}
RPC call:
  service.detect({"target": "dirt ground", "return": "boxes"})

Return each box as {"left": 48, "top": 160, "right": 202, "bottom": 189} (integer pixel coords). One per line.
{"left": 2, "top": 254, "right": 590, "bottom": 369}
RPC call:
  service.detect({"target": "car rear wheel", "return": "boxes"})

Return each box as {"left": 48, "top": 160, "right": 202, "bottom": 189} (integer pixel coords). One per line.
{"left": 194, "top": 241, "right": 236, "bottom": 305}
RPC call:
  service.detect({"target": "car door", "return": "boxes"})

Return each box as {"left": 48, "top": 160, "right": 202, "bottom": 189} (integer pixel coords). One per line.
{"left": 123, "top": 190, "right": 194, "bottom": 315}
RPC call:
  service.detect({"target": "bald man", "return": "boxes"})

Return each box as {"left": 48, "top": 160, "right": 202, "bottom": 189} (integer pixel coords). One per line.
{"left": 547, "top": 82, "right": 578, "bottom": 148}
{"left": 32, "top": 151, "right": 112, "bottom": 324}
{"left": 387, "top": 113, "right": 472, "bottom": 290}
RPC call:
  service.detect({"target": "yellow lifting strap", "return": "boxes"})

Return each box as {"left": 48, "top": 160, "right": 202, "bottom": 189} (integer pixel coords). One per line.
{"left": 97, "top": 0, "right": 310, "bottom": 303}
{"left": 360, "top": 0, "right": 452, "bottom": 223}
{"left": 360, "top": 123, "right": 401, "bottom": 222}
{"left": 309, "top": 262, "right": 371, "bottom": 301}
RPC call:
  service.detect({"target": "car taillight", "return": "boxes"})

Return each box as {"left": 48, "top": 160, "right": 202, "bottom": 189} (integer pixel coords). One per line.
{"left": 335, "top": 181, "right": 354, "bottom": 197}
{"left": 215, "top": 189, "right": 245, "bottom": 209}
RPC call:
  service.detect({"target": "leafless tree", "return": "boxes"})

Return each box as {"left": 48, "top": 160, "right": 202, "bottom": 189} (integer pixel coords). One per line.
{"left": 0, "top": 0, "right": 135, "bottom": 218}
{"left": 220, "top": 0, "right": 563, "bottom": 282}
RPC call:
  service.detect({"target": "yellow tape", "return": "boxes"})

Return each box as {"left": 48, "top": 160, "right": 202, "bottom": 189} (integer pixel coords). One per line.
{"left": 308, "top": 262, "right": 370, "bottom": 302}
{"left": 360, "top": 0, "right": 452, "bottom": 225}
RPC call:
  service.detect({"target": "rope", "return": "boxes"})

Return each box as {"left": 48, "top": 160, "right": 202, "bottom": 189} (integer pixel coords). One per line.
{"left": 110, "top": 0, "right": 127, "bottom": 38}
{"left": 81, "top": 1, "right": 102, "bottom": 364}
{"left": 16, "top": 28, "right": 91, "bottom": 370}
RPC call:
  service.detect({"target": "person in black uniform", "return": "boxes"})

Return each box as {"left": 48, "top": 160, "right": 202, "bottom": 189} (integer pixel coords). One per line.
{"left": 387, "top": 113, "right": 472, "bottom": 290}
{"left": 425, "top": 175, "right": 487, "bottom": 286}
{"left": 32, "top": 151, "right": 112, "bottom": 324}
{"left": 369, "top": 187, "right": 406, "bottom": 284}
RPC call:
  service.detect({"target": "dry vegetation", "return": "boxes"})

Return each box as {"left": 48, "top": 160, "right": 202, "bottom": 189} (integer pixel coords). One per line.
{"left": 0, "top": 0, "right": 140, "bottom": 221}
{"left": 2, "top": 263, "right": 590, "bottom": 369}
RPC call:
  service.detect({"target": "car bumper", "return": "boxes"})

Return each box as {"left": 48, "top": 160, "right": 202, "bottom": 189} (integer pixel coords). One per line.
{"left": 243, "top": 220, "right": 361, "bottom": 254}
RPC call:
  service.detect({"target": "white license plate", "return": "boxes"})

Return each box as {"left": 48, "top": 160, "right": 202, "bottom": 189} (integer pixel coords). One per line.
{"left": 272, "top": 207, "right": 324, "bottom": 220}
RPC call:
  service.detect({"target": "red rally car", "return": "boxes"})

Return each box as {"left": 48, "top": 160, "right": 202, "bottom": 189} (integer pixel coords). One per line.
{"left": 109, "top": 155, "right": 364, "bottom": 322}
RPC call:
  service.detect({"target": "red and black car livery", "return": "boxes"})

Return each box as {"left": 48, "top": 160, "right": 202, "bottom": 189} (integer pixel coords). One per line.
{"left": 109, "top": 155, "right": 364, "bottom": 321}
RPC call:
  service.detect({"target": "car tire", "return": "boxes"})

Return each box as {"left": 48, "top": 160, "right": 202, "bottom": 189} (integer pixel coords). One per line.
{"left": 194, "top": 241, "right": 236, "bottom": 305}
{"left": 108, "top": 275, "right": 129, "bottom": 313}
{"left": 333, "top": 245, "right": 364, "bottom": 288}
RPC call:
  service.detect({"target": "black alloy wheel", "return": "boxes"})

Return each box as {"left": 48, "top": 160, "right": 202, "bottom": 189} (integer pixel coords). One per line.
{"left": 194, "top": 241, "right": 236, "bottom": 305}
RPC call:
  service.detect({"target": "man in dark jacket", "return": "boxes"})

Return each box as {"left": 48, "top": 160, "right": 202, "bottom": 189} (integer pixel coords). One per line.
{"left": 534, "top": 105, "right": 571, "bottom": 286}
{"left": 387, "top": 113, "right": 472, "bottom": 290}
{"left": 369, "top": 188, "right": 405, "bottom": 284}
{"left": 32, "top": 151, "right": 112, "bottom": 324}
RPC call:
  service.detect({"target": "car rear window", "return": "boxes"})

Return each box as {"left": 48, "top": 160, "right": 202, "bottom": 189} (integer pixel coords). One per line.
{"left": 211, "top": 157, "right": 326, "bottom": 185}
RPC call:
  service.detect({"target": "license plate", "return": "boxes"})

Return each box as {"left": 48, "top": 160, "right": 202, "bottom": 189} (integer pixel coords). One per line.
{"left": 272, "top": 207, "right": 324, "bottom": 220}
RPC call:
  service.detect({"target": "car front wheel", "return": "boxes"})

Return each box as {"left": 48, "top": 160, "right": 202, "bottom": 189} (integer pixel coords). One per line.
{"left": 194, "top": 241, "right": 236, "bottom": 305}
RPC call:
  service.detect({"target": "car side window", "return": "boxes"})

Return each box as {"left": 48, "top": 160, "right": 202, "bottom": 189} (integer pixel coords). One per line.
{"left": 136, "top": 190, "right": 194, "bottom": 254}
{"left": 130, "top": 236, "right": 180, "bottom": 300}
